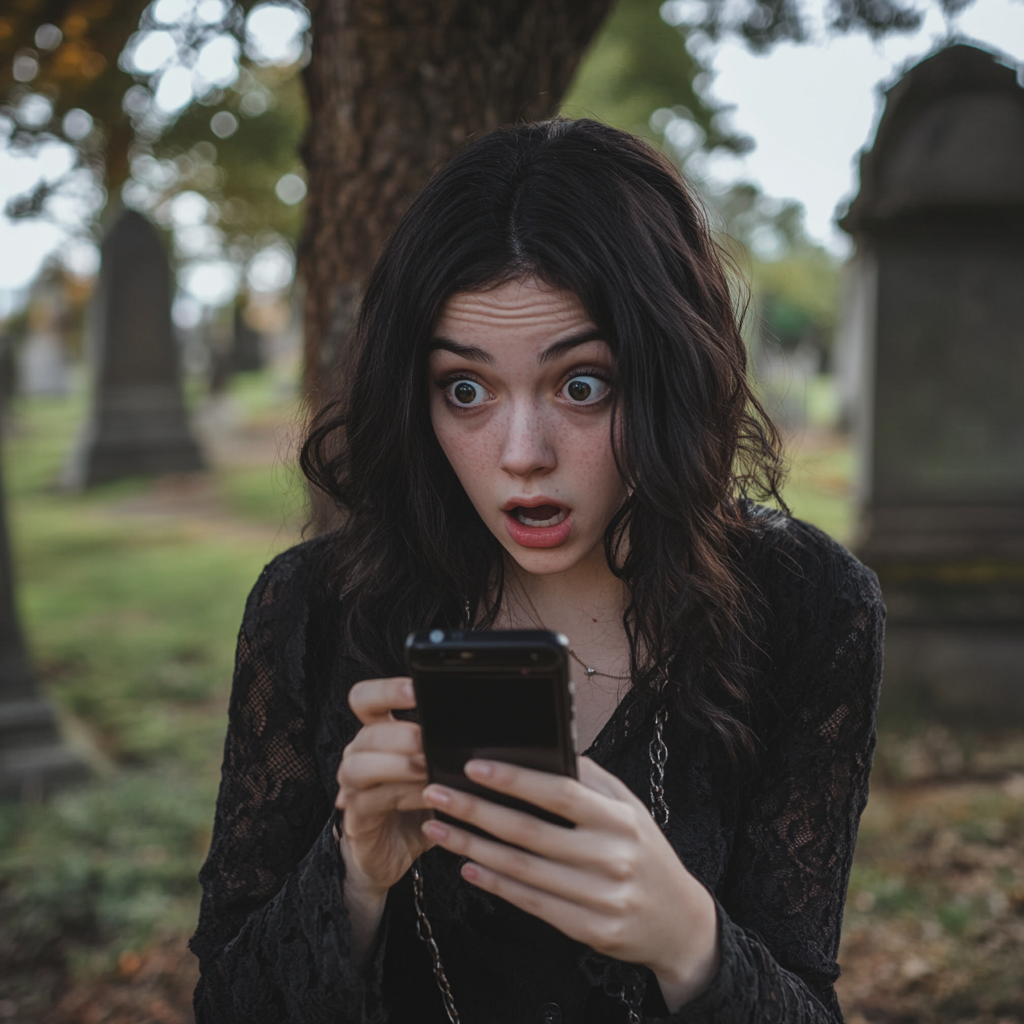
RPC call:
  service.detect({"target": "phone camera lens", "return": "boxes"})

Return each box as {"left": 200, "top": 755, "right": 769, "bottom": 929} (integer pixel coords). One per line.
{"left": 429, "top": 629, "right": 444, "bottom": 644}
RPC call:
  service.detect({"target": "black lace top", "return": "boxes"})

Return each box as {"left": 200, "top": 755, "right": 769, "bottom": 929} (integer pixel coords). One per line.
{"left": 190, "top": 509, "right": 884, "bottom": 1023}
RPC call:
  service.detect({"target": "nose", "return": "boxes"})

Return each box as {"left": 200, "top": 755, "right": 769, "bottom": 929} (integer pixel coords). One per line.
{"left": 497, "top": 398, "right": 555, "bottom": 480}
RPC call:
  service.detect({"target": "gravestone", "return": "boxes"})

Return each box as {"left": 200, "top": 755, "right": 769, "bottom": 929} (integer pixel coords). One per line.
{"left": 19, "top": 279, "right": 70, "bottom": 396}
{"left": 838, "top": 44, "right": 1024, "bottom": 719}
{"left": 0, "top": 401, "right": 88, "bottom": 797}
{"left": 231, "top": 299, "right": 264, "bottom": 374}
{"left": 64, "top": 210, "right": 204, "bottom": 487}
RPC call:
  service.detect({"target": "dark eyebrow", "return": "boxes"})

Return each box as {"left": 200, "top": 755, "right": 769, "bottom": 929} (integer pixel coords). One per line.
{"left": 429, "top": 328, "right": 605, "bottom": 367}
{"left": 538, "top": 329, "right": 605, "bottom": 364}
{"left": 428, "top": 337, "right": 496, "bottom": 366}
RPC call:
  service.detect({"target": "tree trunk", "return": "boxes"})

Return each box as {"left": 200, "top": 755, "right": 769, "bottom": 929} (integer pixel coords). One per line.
{"left": 298, "top": 0, "right": 615, "bottom": 402}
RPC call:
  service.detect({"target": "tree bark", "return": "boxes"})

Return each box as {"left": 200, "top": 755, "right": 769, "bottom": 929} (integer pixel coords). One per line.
{"left": 298, "top": 0, "right": 615, "bottom": 401}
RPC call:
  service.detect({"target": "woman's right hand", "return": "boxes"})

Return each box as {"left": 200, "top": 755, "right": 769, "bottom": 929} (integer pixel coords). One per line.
{"left": 335, "top": 677, "right": 432, "bottom": 906}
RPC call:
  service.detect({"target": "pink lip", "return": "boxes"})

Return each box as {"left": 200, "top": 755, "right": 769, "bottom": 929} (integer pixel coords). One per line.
{"left": 500, "top": 496, "right": 567, "bottom": 513}
{"left": 503, "top": 508, "right": 574, "bottom": 549}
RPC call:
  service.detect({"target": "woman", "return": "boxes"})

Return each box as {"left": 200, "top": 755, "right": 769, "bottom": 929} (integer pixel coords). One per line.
{"left": 190, "top": 119, "right": 884, "bottom": 1023}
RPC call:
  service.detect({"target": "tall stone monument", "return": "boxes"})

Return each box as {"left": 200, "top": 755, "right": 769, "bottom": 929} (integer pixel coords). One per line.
{"left": 0, "top": 402, "right": 88, "bottom": 797}
{"left": 64, "top": 210, "right": 204, "bottom": 487}
{"left": 839, "top": 44, "right": 1024, "bottom": 719}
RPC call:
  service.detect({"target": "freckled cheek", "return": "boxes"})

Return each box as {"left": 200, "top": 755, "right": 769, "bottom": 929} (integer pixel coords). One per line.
{"left": 562, "top": 426, "right": 625, "bottom": 507}
{"left": 431, "top": 413, "right": 505, "bottom": 506}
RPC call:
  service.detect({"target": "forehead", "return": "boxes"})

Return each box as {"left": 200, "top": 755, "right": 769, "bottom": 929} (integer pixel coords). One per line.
{"left": 436, "top": 278, "right": 592, "bottom": 337}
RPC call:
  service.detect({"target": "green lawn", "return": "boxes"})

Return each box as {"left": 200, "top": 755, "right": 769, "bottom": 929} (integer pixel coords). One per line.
{"left": 781, "top": 436, "right": 855, "bottom": 546}
{"left": 0, "top": 373, "right": 304, "bottom": 1011}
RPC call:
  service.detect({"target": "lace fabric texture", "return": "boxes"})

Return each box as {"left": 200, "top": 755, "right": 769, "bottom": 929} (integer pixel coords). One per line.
{"left": 190, "top": 509, "right": 884, "bottom": 1023}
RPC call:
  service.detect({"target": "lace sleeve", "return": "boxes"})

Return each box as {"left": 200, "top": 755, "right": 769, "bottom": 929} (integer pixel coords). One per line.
{"left": 188, "top": 549, "right": 387, "bottom": 1024}
{"left": 672, "top": 526, "right": 885, "bottom": 1024}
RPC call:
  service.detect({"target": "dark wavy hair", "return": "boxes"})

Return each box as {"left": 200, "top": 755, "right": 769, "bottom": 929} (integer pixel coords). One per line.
{"left": 301, "top": 118, "right": 786, "bottom": 767}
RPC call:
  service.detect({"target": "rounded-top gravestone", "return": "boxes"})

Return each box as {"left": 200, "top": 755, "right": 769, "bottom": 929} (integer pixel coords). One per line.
{"left": 839, "top": 44, "right": 1024, "bottom": 720}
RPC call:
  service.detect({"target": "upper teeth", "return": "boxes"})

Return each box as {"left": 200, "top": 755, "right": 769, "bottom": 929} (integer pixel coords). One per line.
{"left": 517, "top": 508, "right": 568, "bottom": 528}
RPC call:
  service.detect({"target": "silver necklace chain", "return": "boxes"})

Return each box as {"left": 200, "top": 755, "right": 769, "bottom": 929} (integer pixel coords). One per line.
{"left": 411, "top": 703, "right": 670, "bottom": 1023}
{"left": 516, "top": 583, "right": 632, "bottom": 683}
{"left": 648, "top": 706, "right": 671, "bottom": 829}
{"left": 567, "top": 646, "right": 632, "bottom": 682}
{"left": 412, "top": 861, "right": 462, "bottom": 1023}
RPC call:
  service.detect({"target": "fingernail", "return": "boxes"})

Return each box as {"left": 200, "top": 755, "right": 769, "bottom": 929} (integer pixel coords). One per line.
{"left": 424, "top": 785, "right": 452, "bottom": 807}
{"left": 423, "top": 820, "right": 448, "bottom": 841}
{"left": 461, "top": 862, "right": 480, "bottom": 882}
{"left": 465, "top": 760, "right": 494, "bottom": 779}
{"left": 403, "top": 680, "right": 415, "bottom": 701}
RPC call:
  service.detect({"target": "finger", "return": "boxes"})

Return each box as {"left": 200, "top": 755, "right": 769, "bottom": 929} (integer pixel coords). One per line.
{"left": 422, "top": 785, "right": 583, "bottom": 861}
{"left": 338, "top": 751, "right": 427, "bottom": 792}
{"left": 422, "top": 817, "right": 630, "bottom": 906}
{"left": 348, "top": 677, "right": 415, "bottom": 724}
{"left": 345, "top": 720, "right": 424, "bottom": 756}
{"left": 457, "top": 859, "right": 607, "bottom": 951}
{"left": 461, "top": 760, "right": 618, "bottom": 829}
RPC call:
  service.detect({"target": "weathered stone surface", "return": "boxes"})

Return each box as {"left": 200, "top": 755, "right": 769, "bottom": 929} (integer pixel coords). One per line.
{"left": 839, "top": 45, "right": 1024, "bottom": 721}
{"left": 64, "top": 209, "right": 204, "bottom": 488}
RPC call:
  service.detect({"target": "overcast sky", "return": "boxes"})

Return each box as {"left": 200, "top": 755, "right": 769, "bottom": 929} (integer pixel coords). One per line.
{"left": 698, "top": 0, "right": 1024, "bottom": 251}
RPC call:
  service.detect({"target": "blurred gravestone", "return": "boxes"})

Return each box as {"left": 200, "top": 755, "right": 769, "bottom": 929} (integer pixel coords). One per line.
{"left": 231, "top": 299, "right": 264, "bottom": 374}
{"left": 839, "top": 44, "right": 1024, "bottom": 719}
{"left": 64, "top": 210, "right": 204, "bottom": 487}
{"left": 19, "top": 278, "right": 70, "bottom": 397}
{"left": 0, "top": 404, "right": 88, "bottom": 797}
{"left": 0, "top": 330, "right": 16, "bottom": 408}
{"left": 208, "top": 301, "right": 264, "bottom": 394}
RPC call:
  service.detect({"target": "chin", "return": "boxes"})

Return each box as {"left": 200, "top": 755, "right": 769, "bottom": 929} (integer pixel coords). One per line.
{"left": 501, "top": 538, "right": 595, "bottom": 577}
{"left": 508, "top": 552, "right": 574, "bottom": 576}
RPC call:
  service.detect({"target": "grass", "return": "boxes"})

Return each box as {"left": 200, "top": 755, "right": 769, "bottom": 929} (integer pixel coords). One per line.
{"left": 780, "top": 435, "right": 855, "bottom": 545}
{"left": 1, "top": 371, "right": 1021, "bottom": 1022}
{"left": 0, "top": 370, "right": 303, "bottom": 1017}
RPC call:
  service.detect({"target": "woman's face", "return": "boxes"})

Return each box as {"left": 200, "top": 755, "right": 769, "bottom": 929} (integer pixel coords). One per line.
{"left": 429, "top": 277, "right": 627, "bottom": 579}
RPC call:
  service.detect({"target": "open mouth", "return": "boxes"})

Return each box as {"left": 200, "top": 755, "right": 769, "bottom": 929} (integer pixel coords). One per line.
{"left": 512, "top": 504, "right": 568, "bottom": 528}
{"left": 502, "top": 500, "right": 574, "bottom": 548}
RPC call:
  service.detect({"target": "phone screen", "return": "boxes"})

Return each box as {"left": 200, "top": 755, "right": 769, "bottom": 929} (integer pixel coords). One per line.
{"left": 420, "top": 672, "right": 558, "bottom": 745}
{"left": 406, "top": 629, "right": 577, "bottom": 829}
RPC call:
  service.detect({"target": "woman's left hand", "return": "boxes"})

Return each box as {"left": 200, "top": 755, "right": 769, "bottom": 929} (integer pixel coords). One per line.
{"left": 421, "top": 756, "right": 720, "bottom": 1012}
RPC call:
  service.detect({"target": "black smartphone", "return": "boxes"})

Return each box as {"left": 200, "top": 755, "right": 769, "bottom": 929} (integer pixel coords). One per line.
{"left": 405, "top": 629, "right": 578, "bottom": 832}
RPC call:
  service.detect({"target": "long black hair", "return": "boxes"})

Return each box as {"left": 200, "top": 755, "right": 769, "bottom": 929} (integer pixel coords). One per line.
{"left": 301, "top": 118, "right": 785, "bottom": 767}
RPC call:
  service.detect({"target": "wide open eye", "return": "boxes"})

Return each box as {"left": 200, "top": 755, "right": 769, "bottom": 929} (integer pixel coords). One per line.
{"left": 445, "top": 379, "right": 488, "bottom": 407}
{"left": 561, "top": 375, "right": 610, "bottom": 406}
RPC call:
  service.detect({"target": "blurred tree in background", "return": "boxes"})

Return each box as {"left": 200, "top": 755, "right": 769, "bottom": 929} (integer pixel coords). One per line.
{"left": 1, "top": 0, "right": 307, "bottom": 370}
{"left": 562, "top": 0, "right": 751, "bottom": 154}
{"left": 0, "top": 0, "right": 150, "bottom": 196}
{"left": 753, "top": 247, "right": 841, "bottom": 367}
